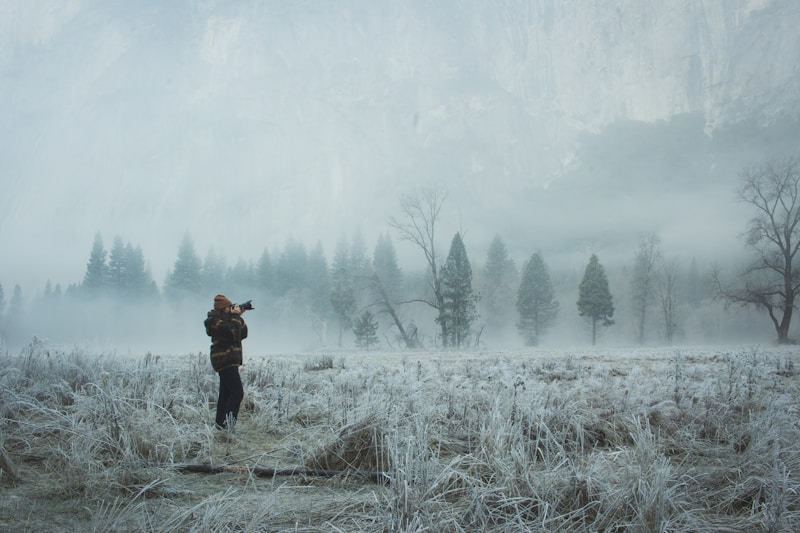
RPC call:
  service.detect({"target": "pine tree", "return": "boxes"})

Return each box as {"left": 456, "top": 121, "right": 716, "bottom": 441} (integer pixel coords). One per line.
{"left": 307, "top": 241, "right": 331, "bottom": 322}
{"left": 577, "top": 254, "right": 615, "bottom": 345}
{"left": 372, "top": 233, "right": 403, "bottom": 302}
{"left": 255, "top": 247, "right": 273, "bottom": 295}
{"left": 684, "top": 257, "right": 706, "bottom": 306}
{"left": 164, "top": 233, "right": 203, "bottom": 298}
{"left": 125, "top": 243, "right": 158, "bottom": 299}
{"left": 439, "top": 232, "right": 479, "bottom": 348}
{"left": 516, "top": 252, "right": 559, "bottom": 346}
{"left": 9, "top": 284, "right": 23, "bottom": 311}
{"left": 353, "top": 309, "right": 380, "bottom": 351}
{"left": 102, "top": 237, "right": 157, "bottom": 300}
{"left": 43, "top": 279, "right": 54, "bottom": 301}
{"left": 201, "top": 249, "right": 226, "bottom": 294}
{"left": 107, "top": 236, "right": 128, "bottom": 294}
{"left": 83, "top": 233, "right": 108, "bottom": 295}
{"left": 53, "top": 283, "right": 62, "bottom": 300}
{"left": 350, "top": 229, "right": 370, "bottom": 277}
{"left": 3, "top": 284, "right": 24, "bottom": 341}
{"left": 330, "top": 239, "right": 356, "bottom": 348}
{"left": 350, "top": 228, "right": 371, "bottom": 309}
{"left": 370, "top": 233, "right": 417, "bottom": 348}
{"left": 482, "top": 235, "right": 518, "bottom": 333}
{"left": 227, "top": 259, "right": 254, "bottom": 293}
{"left": 274, "top": 239, "right": 308, "bottom": 296}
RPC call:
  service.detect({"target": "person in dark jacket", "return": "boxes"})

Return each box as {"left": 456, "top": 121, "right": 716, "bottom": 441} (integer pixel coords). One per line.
{"left": 204, "top": 294, "right": 249, "bottom": 431}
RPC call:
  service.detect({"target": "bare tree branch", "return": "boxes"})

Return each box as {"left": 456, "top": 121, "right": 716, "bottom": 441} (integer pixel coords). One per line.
{"left": 720, "top": 155, "right": 800, "bottom": 343}
{"left": 388, "top": 186, "right": 450, "bottom": 346}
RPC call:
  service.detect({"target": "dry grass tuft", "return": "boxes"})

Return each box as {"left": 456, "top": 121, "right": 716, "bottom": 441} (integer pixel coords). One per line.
{"left": 0, "top": 443, "right": 19, "bottom": 484}
{"left": 306, "top": 415, "right": 390, "bottom": 472}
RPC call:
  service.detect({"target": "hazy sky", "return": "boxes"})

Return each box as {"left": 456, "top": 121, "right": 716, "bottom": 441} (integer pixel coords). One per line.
{"left": 1, "top": 0, "right": 797, "bottom": 298}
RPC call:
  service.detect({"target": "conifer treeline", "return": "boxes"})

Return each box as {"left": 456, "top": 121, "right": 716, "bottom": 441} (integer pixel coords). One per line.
{"left": 1, "top": 227, "right": 723, "bottom": 350}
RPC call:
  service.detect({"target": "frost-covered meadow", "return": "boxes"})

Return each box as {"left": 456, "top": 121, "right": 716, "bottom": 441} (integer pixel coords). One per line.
{"left": 2, "top": 340, "right": 800, "bottom": 532}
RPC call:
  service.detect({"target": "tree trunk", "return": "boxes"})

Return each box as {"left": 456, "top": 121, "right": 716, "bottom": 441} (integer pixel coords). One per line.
{"left": 369, "top": 271, "right": 417, "bottom": 349}
{"left": 778, "top": 309, "right": 792, "bottom": 343}
{"left": 780, "top": 270, "right": 794, "bottom": 343}
{"left": 432, "top": 273, "right": 448, "bottom": 348}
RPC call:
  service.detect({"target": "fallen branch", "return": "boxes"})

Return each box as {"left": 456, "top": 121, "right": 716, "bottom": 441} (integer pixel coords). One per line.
{"left": 174, "top": 463, "right": 389, "bottom": 483}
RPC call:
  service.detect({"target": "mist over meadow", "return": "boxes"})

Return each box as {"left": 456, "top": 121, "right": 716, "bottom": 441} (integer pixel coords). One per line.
{"left": 5, "top": 5, "right": 800, "bottom": 530}
{"left": 1, "top": 0, "right": 799, "bottom": 354}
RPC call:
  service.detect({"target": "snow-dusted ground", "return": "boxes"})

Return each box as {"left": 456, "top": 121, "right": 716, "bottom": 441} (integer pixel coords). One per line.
{"left": 2, "top": 342, "right": 799, "bottom": 531}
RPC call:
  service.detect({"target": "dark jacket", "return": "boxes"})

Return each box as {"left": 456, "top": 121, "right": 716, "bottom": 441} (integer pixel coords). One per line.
{"left": 205, "top": 309, "right": 248, "bottom": 372}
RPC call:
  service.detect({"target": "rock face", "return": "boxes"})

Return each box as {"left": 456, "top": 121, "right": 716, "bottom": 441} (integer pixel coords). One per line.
{"left": 466, "top": 0, "right": 800, "bottom": 130}
{"left": 0, "top": 0, "right": 798, "bottom": 287}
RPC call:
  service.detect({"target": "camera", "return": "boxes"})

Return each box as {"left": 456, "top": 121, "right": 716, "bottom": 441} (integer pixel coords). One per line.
{"left": 236, "top": 300, "right": 254, "bottom": 311}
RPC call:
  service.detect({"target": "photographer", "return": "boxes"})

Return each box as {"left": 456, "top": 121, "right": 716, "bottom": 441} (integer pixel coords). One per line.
{"left": 204, "top": 294, "right": 249, "bottom": 432}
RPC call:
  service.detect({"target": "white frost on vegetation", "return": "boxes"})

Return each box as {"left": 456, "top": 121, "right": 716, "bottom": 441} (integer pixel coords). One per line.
{"left": 1, "top": 341, "right": 800, "bottom": 531}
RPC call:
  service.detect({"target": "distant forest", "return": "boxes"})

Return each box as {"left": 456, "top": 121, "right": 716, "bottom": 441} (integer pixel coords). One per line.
{"left": 2, "top": 113, "right": 797, "bottom": 353}
{"left": 0, "top": 225, "right": 765, "bottom": 354}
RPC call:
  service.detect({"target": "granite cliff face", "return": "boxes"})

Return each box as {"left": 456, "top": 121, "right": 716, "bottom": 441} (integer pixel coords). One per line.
{"left": 1, "top": 0, "right": 798, "bottom": 286}
{"left": 470, "top": 0, "right": 799, "bottom": 128}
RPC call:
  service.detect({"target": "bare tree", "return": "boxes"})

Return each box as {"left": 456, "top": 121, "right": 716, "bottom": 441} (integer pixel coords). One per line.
{"left": 716, "top": 155, "right": 800, "bottom": 344}
{"left": 658, "top": 257, "right": 680, "bottom": 344}
{"left": 366, "top": 266, "right": 418, "bottom": 348}
{"left": 631, "top": 234, "right": 661, "bottom": 344}
{"left": 388, "top": 186, "right": 449, "bottom": 347}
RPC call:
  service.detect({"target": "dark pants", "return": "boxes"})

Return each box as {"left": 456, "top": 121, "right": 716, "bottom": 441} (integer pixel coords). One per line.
{"left": 215, "top": 366, "right": 244, "bottom": 429}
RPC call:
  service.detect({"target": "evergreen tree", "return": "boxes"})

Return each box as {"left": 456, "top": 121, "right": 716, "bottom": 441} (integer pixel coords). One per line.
{"left": 684, "top": 257, "right": 707, "bottom": 306}
{"left": 307, "top": 241, "right": 331, "bottom": 323}
{"left": 274, "top": 239, "right": 308, "bottom": 296}
{"left": 9, "top": 284, "right": 23, "bottom": 311}
{"left": 125, "top": 243, "right": 158, "bottom": 299}
{"left": 577, "top": 254, "right": 615, "bottom": 345}
{"left": 3, "top": 284, "right": 24, "bottom": 342}
{"left": 350, "top": 228, "right": 372, "bottom": 309}
{"left": 254, "top": 247, "right": 274, "bottom": 294}
{"left": 43, "top": 279, "right": 54, "bottom": 301}
{"left": 350, "top": 229, "right": 370, "bottom": 276}
{"left": 439, "top": 232, "right": 479, "bottom": 348}
{"left": 372, "top": 233, "right": 403, "bottom": 308}
{"left": 164, "top": 233, "right": 203, "bottom": 298}
{"left": 332, "top": 236, "right": 351, "bottom": 272}
{"left": 227, "top": 258, "right": 254, "bottom": 294}
{"left": 83, "top": 233, "right": 108, "bottom": 295}
{"left": 370, "top": 233, "right": 417, "bottom": 348}
{"left": 516, "top": 252, "right": 559, "bottom": 346}
{"left": 201, "top": 249, "right": 226, "bottom": 294}
{"left": 107, "top": 236, "right": 128, "bottom": 293}
{"left": 482, "top": 235, "right": 518, "bottom": 333}
{"left": 330, "top": 239, "right": 356, "bottom": 348}
{"left": 104, "top": 237, "right": 157, "bottom": 300}
{"left": 353, "top": 309, "right": 380, "bottom": 351}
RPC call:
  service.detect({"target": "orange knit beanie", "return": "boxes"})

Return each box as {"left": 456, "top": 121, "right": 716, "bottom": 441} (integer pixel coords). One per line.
{"left": 214, "top": 294, "right": 233, "bottom": 310}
